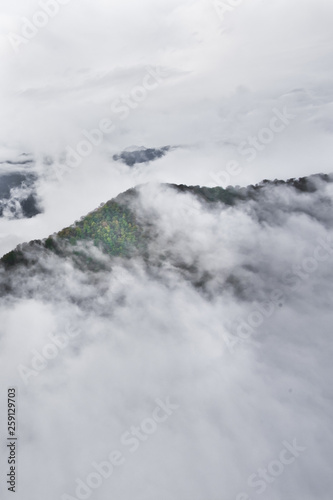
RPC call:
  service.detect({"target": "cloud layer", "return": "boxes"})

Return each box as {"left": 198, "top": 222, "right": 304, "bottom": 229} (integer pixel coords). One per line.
{"left": 0, "top": 179, "right": 333, "bottom": 499}
{"left": 0, "top": 0, "right": 333, "bottom": 254}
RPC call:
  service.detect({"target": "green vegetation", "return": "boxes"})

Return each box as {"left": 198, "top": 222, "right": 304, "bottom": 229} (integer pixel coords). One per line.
{"left": 1, "top": 174, "right": 330, "bottom": 270}
{"left": 0, "top": 198, "right": 144, "bottom": 270}
{"left": 1, "top": 249, "right": 25, "bottom": 267}
{"left": 57, "top": 200, "right": 144, "bottom": 257}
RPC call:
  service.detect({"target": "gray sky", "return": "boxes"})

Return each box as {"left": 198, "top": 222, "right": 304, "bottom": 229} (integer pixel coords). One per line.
{"left": 0, "top": 4, "right": 333, "bottom": 496}
{"left": 0, "top": 0, "right": 333, "bottom": 253}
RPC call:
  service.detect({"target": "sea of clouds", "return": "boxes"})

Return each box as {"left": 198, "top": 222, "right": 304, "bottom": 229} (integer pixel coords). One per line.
{"left": 0, "top": 0, "right": 333, "bottom": 255}
{"left": 0, "top": 180, "right": 332, "bottom": 499}
{"left": 0, "top": 0, "right": 333, "bottom": 498}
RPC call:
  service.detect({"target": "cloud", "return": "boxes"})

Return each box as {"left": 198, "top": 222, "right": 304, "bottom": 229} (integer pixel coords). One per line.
{"left": 0, "top": 0, "right": 333, "bottom": 254}
{"left": 0, "top": 170, "right": 41, "bottom": 219}
{"left": 0, "top": 178, "right": 333, "bottom": 499}
{"left": 0, "top": 1, "right": 332, "bottom": 496}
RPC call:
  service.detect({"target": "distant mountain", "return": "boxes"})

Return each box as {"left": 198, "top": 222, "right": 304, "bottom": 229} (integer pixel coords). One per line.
{"left": 0, "top": 171, "right": 41, "bottom": 219}
{"left": 113, "top": 146, "right": 172, "bottom": 166}
{"left": 0, "top": 150, "right": 33, "bottom": 166}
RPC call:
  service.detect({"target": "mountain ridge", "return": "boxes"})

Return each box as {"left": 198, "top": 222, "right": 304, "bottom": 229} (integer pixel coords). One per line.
{"left": 1, "top": 172, "right": 332, "bottom": 271}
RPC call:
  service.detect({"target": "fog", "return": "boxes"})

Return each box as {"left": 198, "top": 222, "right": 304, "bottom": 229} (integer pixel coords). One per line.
{"left": 1, "top": 1, "right": 332, "bottom": 498}
{"left": 0, "top": 180, "right": 332, "bottom": 499}
{"left": 0, "top": 0, "right": 333, "bottom": 254}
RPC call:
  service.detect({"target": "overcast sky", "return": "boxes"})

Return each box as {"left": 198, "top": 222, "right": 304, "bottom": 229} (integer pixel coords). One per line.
{"left": 0, "top": 3, "right": 333, "bottom": 499}
{"left": 0, "top": 0, "right": 333, "bottom": 254}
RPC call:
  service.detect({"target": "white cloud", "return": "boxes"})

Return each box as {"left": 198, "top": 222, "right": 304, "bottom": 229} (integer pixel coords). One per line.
{"left": 0, "top": 2, "right": 332, "bottom": 496}
{"left": 0, "top": 180, "right": 333, "bottom": 499}
{"left": 0, "top": 0, "right": 333, "bottom": 252}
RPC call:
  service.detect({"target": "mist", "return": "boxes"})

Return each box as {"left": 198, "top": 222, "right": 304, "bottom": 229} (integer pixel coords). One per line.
{"left": 1, "top": 0, "right": 333, "bottom": 255}
{"left": 0, "top": 180, "right": 332, "bottom": 499}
